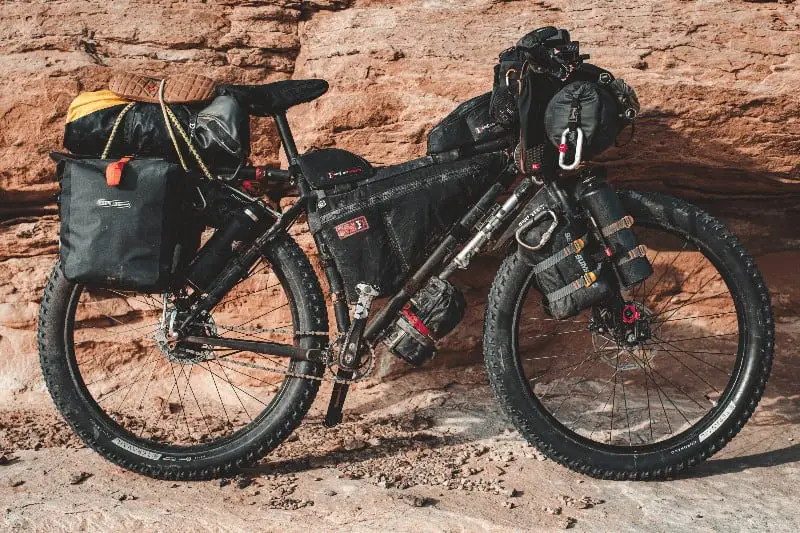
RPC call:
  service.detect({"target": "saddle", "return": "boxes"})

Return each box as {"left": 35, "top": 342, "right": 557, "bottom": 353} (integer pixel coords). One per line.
{"left": 109, "top": 71, "right": 216, "bottom": 104}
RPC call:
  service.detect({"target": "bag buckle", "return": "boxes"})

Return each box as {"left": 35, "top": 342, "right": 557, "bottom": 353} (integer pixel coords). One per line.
{"left": 558, "top": 127, "right": 584, "bottom": 170}
{"left": 582, "top": 271, "right": 597, "bottom": 287}
{"left": 515, "top": 209, "right": 559, "bottom": 251}
{"left": 570, "top": 238, "right": 585, "bottom": 254}
{"left": 628, "top": 244, "right": 648, "bottom": 259}
{"left": 105, "top": 156, "right": 132, "bottom": 187}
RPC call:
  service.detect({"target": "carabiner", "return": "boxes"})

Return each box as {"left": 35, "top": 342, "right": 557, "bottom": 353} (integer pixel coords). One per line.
{"left": 558, "top": 127, "right": 584, "bottom": 170}
{"left": 515, "top": 209, "right": 559, "bottom": 251}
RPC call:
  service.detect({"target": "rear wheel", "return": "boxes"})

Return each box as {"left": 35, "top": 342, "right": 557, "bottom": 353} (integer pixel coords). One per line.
{"left": 38, "top": 235, "right": 328, "bottom": 480}
{"left": 483, "top": 190, "right": 774, "bottom": 479}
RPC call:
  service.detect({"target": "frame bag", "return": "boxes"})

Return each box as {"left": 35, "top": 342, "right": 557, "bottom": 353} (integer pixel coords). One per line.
{"left": 54, "top": 154, "right": 201, "bottom": 292}
{"left": 308, "top": 152, "right": 507, "bottom": 300}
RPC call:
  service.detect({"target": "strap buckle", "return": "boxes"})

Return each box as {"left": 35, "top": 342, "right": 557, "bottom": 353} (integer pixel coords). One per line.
{"left": 558, "top": 127, "right": 584, "bottom": 170}
{"left": 569, "top": 238, "right": 585, "bottom": 254}
{"left": 582, "top": 271, "right": 597, "bottom": 287}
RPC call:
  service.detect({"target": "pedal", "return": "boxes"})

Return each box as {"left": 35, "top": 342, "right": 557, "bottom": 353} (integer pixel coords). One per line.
{"left": 323, "top": 283, "right": 379, "bottom": 428}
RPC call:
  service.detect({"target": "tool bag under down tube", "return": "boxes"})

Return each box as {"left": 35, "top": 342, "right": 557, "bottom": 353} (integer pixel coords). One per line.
{"left": 515, "top": 186, "right": 613, "bottom": 319}
{"left": 307, "top": 152, "right": 507, "bottom": 301}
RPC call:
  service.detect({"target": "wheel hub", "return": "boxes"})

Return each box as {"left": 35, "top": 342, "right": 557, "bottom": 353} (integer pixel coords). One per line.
{"left": 591, "top": 302, "right": 661, "bottom": 371}
{"left": 155, "top": 307, "right": 217, "bottom": 364}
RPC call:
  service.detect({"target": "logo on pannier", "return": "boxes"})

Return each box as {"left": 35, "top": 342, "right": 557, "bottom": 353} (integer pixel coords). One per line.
{"left": 475, "top": 122, "right": 498, "bottom": 134}
{"left": 335, "top": 216, "right": 369, "bottom": 239}
{"left": 96, "top": 199, "right": 132, "bottom": 209}
{"left": 327, "top": 167, "right": 363, "bottom": 180}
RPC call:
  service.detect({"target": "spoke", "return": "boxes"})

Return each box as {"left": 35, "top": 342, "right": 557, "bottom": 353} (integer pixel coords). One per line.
{"left": 656, "top": 274, "right": 723, "bottom": 324}
{"left": 94, "top": 357, "right": 160, "bottom": 403}
{"left": 641, "top": 241, "right": 688, "bottom": 306}
{"left": 627, "top": 352, "right": 702, "bottom": 420}
{"left": 204, "top": 362, "right": 232, "bottom": 426}
{"left": 218, "top": 281, "right": 281, "bottom": 308}
{"left": 103, "top": 289, "right": 160, "bottom": 310}
{"left": 620, "top": 357, "right": 632, "bottom": 445}
{"left": 546, "top": 338, "right": 613, "bottom": 414}
{"left": 113, "top": 347, "right": 158, "bottom": 412}
{"left": 654, "top": 294, "right": 731, "bottom": 330}
{"left": 569, "top": 365, "right": 624, "bottom": 430}
{"left": 213, "top": 361, "right": 256, "bottom": 421}
{"left": 75, "top": 319, "right": 160, "bottom": 345}
{"left": 650, "top": 337, "right": 733, "bottom": 374}
{"left": 659, "top": 311, "right": 736, "bottom": 323}
{"left": 643, "top": 355, "right": 654, "bottom": 442}
{"left": 215, "top": 359, "right": 284, "bottom": 387}
{"left": 169, "top": 362, "right": 192, "bottom": 440}
{"left": 657, "top": 332, "right": 737, "bottom": 343}
{"left": 660, "top": 349, "right": 721, "bottom": 394}
{"left": 528, "top": 328, "right": 590, "bottom": 339}
{"left": 230, "top": 302, "right": 290, "bottom": 331}
{"left": 650, "top": 249, "right": 707, "bottom": 315}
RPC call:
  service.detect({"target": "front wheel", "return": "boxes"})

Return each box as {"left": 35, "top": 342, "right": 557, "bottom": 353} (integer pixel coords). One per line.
{"left": 483, "top": 190, "right": 774, "bottom": 479}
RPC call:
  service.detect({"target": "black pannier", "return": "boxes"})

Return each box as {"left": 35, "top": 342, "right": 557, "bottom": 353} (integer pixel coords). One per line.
{"left": 427, "top": 92, "right": 512, "bottom": 155}
{"left": 308, "top": 152, "right": 507, "bottom": 300}
{"left": 515, "top": 186, "right": 613, "bottom": 319}
{"left": 53, "top": 153, "right": 201, "bottom": 292}
{"left": 64, "top": 91, "right": 250, "bottom": 168}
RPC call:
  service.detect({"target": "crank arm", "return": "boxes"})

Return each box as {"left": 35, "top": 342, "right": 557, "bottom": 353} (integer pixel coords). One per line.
{"left": 182, "top": 336, "right": 325, "bottom": 362}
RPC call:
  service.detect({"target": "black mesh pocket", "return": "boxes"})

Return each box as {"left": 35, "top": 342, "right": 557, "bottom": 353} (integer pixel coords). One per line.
{"left": 489, "top": 84, "right": 518, "bottom": 129}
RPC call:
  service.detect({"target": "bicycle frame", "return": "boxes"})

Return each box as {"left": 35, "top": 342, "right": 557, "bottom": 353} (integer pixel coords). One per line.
{"left": 177, "top": 111, "right": 615, "bottom": 426}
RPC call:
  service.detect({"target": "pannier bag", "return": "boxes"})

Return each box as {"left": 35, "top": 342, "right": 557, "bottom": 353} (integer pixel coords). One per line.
{"left": 64, "top": 90, "right": 250, "bottom": 168}
{"left": 381, "top": 277, "right": 466, "bottom": 366}
{"left": 308, "top": 152, "right": 507, "bottom": 300}
{"left": 576, "top": 172, "right": 652, "bottom": 289}
{"left": 53, "top": 153, "right": 201, "bottom": 292}
{"left": 427, "top": 92, "right": 512, "bottom": 155}
{"left": 516, "top": 187, "right": 613, "bottom": 319}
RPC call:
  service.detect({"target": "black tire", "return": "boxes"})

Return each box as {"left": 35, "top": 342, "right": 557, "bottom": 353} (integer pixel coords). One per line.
{"left": 38, "top": 235, "right": 328, "bottom": 480}
{"left": 483, "top": 190, "right": 774, "bottom": 480}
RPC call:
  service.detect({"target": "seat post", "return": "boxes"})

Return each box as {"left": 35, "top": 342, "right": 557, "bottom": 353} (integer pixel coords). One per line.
{"left": 273, "top": 113, "right": 299, "bottom": 165}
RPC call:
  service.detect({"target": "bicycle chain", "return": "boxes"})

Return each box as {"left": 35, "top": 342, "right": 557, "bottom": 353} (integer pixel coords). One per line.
{"left": 205, "top": 324, "right": 375, "bottom": 384}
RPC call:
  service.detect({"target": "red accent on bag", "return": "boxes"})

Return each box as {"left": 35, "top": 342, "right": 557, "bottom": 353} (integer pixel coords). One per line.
{"left": 105, "top": 157, "right": 132, "bottom": 187}
{"left": 401, "top": 304, "right": 432, "bottom": 337}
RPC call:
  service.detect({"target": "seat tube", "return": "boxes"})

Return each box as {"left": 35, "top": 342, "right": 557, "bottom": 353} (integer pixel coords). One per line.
{"left": 273, "top": 113, "right": 300, "bottom": 164}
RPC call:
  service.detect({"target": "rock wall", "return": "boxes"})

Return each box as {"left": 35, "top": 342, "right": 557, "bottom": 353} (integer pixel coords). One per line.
{"left": 0, "top": 0, "right": 798, "bottom": 391}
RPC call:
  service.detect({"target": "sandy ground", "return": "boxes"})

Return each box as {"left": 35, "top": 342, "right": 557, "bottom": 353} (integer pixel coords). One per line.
{"left": 1, "top": 341, "right": 799, "bottom": 533}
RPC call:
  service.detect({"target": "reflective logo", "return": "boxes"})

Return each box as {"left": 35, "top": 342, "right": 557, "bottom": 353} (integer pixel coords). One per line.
{"left": 335, "top": 216, "right": 369, "bottom": 239}
{"left": 96, "top": 199, "right": 131, "bottom": 209}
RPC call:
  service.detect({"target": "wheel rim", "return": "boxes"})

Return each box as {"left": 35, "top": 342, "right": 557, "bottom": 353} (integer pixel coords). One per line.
{"left": 64, "top": 258, "right": 314, "bottom": 452}
{"left": 513, "top": 218, "right": 744, "bottom": 450}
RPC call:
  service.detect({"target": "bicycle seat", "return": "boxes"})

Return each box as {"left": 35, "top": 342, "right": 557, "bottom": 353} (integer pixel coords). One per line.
{"left": 217, "top": 79, "right": 329, "bottom": 117}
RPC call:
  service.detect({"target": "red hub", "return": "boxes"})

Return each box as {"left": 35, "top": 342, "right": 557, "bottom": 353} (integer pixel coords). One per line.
{"left": 621, "top": 303, "right": 641, "bottom": 325}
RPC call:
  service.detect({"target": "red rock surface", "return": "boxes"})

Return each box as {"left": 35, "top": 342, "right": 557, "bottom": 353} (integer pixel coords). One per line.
{"left": 0, "top": 0, "right": 798, "bottom": 388}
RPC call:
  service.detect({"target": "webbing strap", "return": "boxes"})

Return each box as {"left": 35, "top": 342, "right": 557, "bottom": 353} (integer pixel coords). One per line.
{"left": 101, "top": 102, "right": 136, "bottom": 159}
{"left": 600, "top": 215, "right": 634, "bottom": 238}
{"left": 617, "top": 245, "right": 648, "bottom": 266}
{"left": 531, "top": 233, "right": 588, "bottom": 275}
{"left": 545, "top": 268, "right": 601, "bottom": 303}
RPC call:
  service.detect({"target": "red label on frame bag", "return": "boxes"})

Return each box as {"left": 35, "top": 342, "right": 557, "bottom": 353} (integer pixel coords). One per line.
{"left": 335, "top": 215, "right": 369, "bottom": 239}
